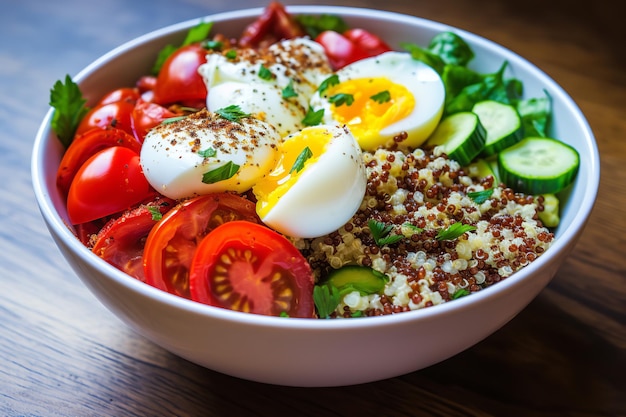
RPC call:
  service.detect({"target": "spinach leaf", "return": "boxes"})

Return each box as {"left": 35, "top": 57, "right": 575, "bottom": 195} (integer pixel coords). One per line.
{"left": 428, "top": 31, "right": 474, "bottom": 67}
{"left": 516, "top": 91, "right": 552, "bottom": 137}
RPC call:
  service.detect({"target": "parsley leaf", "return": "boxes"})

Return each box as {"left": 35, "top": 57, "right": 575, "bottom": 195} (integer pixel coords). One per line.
{"left": 225, "top": 49, "right": 237, "bottom": 60}
{"left": 468, "top": 188, "right": 494, "bottom": 204}
{"left": 451, "top": 288, "right": 470, "bottom": 299}
{"left": 198, "top": 147, "right": 217, "bottom": 158}
{"left": 436, "top": 222, "right": 476, "bottom": 241}
{"left": 313, "top": 284, "right": 341, "bottom": 319}
{"left": 147, "top": 206, "right": 163, "bottom": 221}
{"left": 282, "top": 79, "right": 298, "bottom": 98}
{"left": 329, "top": 93, "right": 354, "bottom": 107}
{"left": 302, "top": 106, "right": 324, "bottom": 126}
{"left": 290, "top": 147, "right": 313, "bottom": 173}
{"left": 317, "top": 74, "right": 339, "bottom": 94}
{"left": 215, "top": 105, "right": 250, "bottom": 123}
{"left": 202, "top": 161, "right": 240, "bottom": 184}
{"left": 258, "top": 64, "right": 273, "bottom": 80}
{"left": 368, "top": 219, "right": 404, "bottom": 246}
{"left": 49, "top": 75, "right": 90, "bottom": 147}
{"left": 370, "top": 90, "right": 391, "bottom": 104}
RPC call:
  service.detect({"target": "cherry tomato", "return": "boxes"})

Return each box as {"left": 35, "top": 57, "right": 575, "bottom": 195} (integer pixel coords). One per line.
{"left": 136, "top": 75, "right": 157, "bottom": 93}
{"left": 142, "top": 193, "right": 261, "bottom": 299}
{"left": 57, "top": 127, "right": 141, "bottom": 197}
{"left": 92, "top": 196, "right": 174, "bottom": 281}
{"left": 152, "top": 44, "right": 208, "bottom": 106}
{"left": 67, "top": 146, "right": 154, "bottom": 225}
{"left": 131, "top": 99, "right": 178, "bottom": 142}
{"left": 97, "top": 87, "right": 140, "bottom": 106}
{"left": 189, "top": 221, "right": 315, "bottom": 318}
{"left": 343, "top": 28, "right": 393, "bottom": 58}
{"left": 76, "top": 99, "right": 136, "bottom": 136}
{"left": 239, "top": 1, "right": 304, "bottom": 48}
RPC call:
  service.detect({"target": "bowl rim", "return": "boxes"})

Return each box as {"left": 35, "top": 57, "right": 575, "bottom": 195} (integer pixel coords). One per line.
{"left": 31, "top": 5, "right": 600, "bottom": 331}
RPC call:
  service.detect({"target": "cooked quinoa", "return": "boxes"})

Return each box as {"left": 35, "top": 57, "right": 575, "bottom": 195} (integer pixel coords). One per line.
{"left": 293, "top": 145, "right": 554, "bottom": 318}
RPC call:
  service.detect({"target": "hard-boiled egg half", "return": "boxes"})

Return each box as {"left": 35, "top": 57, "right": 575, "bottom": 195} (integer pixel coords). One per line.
{"left": 198, "top": 37, "right": 332, "bottom": 138}
{"left": 252, "top": 124, "right": 367, "bottom": 239}
{"left": 140, "top": 109, "right": 282, "bottom": 200}
{"left": 309, "top": 52, "right": 445, "bottom": 151}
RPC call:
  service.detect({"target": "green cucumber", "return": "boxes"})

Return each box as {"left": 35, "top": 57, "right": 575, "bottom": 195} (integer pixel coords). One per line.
{"left": 325, "top": 265, "right": 388, "bottom": 296}
{"left": 473, "top": 100, "right": 523, "bottom": 157}
{"left": 425, "top": 111, "right": 486, "bottom": 166}
{"left": 537, "top": 194, "right": 560, "bottom": 228}
{"left": 498, "top": 136, "right": 580, "bottom": 195}
{"left": 467, "top": 158, "right": 497, "bottom": 181}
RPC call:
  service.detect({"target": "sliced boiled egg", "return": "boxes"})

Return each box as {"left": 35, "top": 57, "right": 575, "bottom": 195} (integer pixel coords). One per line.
{"left": 198, "top": 37, "right": 332, "bottom": 137}
{"left": 252, "top": 124, "right": 366, "bottom": 238}
{"left": 140, "top": 109, "right": 282, "bottom": 200}
{"left": 309, "top": 51, "right": 445, "bottom": 151}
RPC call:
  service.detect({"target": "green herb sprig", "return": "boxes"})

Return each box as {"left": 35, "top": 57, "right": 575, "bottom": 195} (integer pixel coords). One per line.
{"left": 49, "top": 75, "right": 90, "bottom": 147}
{"left": 202, "top": 161, "right": 240, "bottom": 184}
{"left": 368, "top": 220, "right": 404, "bottom": 246}
{"left": 215, "top": 105, "right": 251, "bottom": 123}
{"left": 436, "top": 222, "right": 476, "bottom": 241}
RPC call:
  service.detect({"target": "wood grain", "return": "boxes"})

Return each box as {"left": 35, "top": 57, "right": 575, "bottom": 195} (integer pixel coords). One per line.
{"left": 1, "top": 0, "right": 624, "bottom": 416}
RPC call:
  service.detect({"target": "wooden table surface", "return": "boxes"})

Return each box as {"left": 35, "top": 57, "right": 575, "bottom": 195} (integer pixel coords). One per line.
{"left": 2, "top": 0, "right": 624, "bottom": 415}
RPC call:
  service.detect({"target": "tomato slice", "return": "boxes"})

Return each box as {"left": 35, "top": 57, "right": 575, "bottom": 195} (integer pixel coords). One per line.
{"left": 239, "top": 1, "right": 304, "bottom": 47}
{"left": 152, "top": 44, "right": 208, "bottom": 106}
{"left": 92, "top": 196, "right": 174, "bottom": 281}
{"left": 189, "top": 221, "right": 315, "bottom": 318}
{"left": 315, "top": 28, "right": 393, "bottom": 70}
{"left": 57, "top": 127, "right": 141, "bottom": 197}
{"left": 343, "top": 28, "right": 393, "bottom": 58}
{"left": 142, "top": 193, "right": 261, "bottom": 299}
{"left": 67, "top": 146, "right": 155, "bottom": 225}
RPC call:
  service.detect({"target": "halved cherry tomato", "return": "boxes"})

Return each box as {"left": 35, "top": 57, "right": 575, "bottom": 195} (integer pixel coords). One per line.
{"left": 142, "top": 193, "right": 261, "bottom": 299}
{"left": 92, "top": 196, "right": 174, "bottom": 281}
{"left": 97, "top": 87, "right": 140, "bottom": 106}
{"left": 189, "top": 221, "right": 315, "bottom": 318}
{"left": 76, "top": 99, "right": 136, "bottom": 136}
{"left": 239, "top": 1, "right": 304, "bottom": 48}
{"left": 67, "top": 146, "right": 155, "bottom": 225}
{"left": 131, "top": 99, "right": 178, "bottom": 142}
{"left": 57, "top": 127, "right": 141, "bottom": 197}
{"left": 152, "top": 44, "right": 208, "bottom": 106}
{"left": 315, "top": 28, "right": 393, "bottom": 70}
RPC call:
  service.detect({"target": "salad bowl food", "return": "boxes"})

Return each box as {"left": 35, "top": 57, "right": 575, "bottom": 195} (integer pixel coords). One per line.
{"left": 32, "top": 4, "right": 599, "bottom": 386}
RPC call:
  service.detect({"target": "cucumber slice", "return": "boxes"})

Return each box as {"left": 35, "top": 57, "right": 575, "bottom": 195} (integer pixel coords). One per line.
{"left": 325, "top": 265, "right": 388, "bottom": 296}
{"left": 537, "top": 194, "right": 560, "bottom": 228}
{"left": 498, "top": 136, "right": 580, "bottom": 195}
{"left": 473, "top": 100, "right": 523, "bottom": 157}
{"left": 467, "top": 158, "right": 497, "bottom": 181}
{"left": 425, "top": 111, "right": 486, "bottom": 166}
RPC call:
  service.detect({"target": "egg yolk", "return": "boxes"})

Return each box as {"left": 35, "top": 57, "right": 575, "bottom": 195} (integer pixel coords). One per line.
{"left": 326, "top": 77, "right": 415, "bottom": 150}
{"left": 253, "top": 126, "right": 332, "bottom": 218}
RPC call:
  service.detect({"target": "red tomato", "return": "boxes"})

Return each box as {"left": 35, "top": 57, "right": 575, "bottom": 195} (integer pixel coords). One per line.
{"left": 239, "top": 1, "right": 304, "bottom": 48}
{"left": 67, "top": 146, "right": 154, "bottom": 225}
{"left": 97, "top": 87, "right": 140, "bottom": 106}
{"left": 92, "top": 196, "right": 174, "bottom": 281}
{"left": 131, "top": 99, "right": 177, "bottom": 142}
{"left": 189, "top": 221, "right": 315, "bottom": 318}
{"left": 152, "top": 44, "right": 208, "bottom": 106}
{"left": 343, "top": 28, "right": 393, "bottom": 58}
{"left": 316, "top": 28, "right": 393, "bottom": 70}
{"left": 57, "top": 127, "right": 141, "bottom": 197}
{"left": 76, "top": 99, "right": 136, "bottom": 136}
{"left": 142, "top": 193, "right": 261, "bottom": 299}
{"left": 136, "top": 75, "right": 157, "bottom": 93}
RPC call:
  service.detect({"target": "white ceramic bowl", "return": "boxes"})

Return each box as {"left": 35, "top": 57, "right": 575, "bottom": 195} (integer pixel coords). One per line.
{"left": 31, "top": 6, "right": 599, "bottom": 387}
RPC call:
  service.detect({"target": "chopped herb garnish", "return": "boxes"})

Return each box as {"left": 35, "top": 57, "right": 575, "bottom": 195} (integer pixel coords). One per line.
{"left": 451, "top": 288, "right": 470, "bottom": 299}
{"left": 290, "top": 147, "right": 313, "bottom": 173}
{"left": 202, "top": 39, "right": 223, "bottom": 50}
{"left": 258, "top": 64, "right": 273, "bottom": 80}
{"left": 279, "top": 311, "right": 290, "bottom": 318}
{"left": 198, "top": 147, "right": 217, "bottom": 158}
{"left": 281, "top": 79, "right": 298, "bottom": 98}
{"left": 351, "top": 310, "right": 365, "bottom": 318}
{"left": 370, "top": 90, "right": 391, "bottom": 104}
{"left": 329, "top": 93, "right": 354, "bottom": 107}
{"left": 402, "top": 222, "right": 424, "bottom": 235}
{"left": 296, "top": 14, "right": 348, "bottom": 39}
{"left": 161, "top": 115, "right": 188, "bottom": 125}
{"left": 468, "top": 188, "right": 494, "bottom": 204}
{"left": 202, "top": 161, "right": 240, "bottom": 184}
{"left": 302, "top": 106, "right": 324, "bottom": 126}
{"left": 436, "top": 222, "right": 476, "bottom": 241}
{"left": 368, "top": 219, "right": 404, "bottom": 246}
{"left": 313, "top": 284, "right": 341, "bottom": 319}
{"left": 317, "top": 74, "right": 339, "bottom": 94}
{"left": 215, "top": 105, "right": 250, "bottom": 123}
{"left": 49, "top": 75, "right": 90, "bottom": 147}
{"left": 147, "top": 206, "right": 163, "bottom": 221}
{"left": 225, "top": 49, "right": 237, "bottom": 59}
